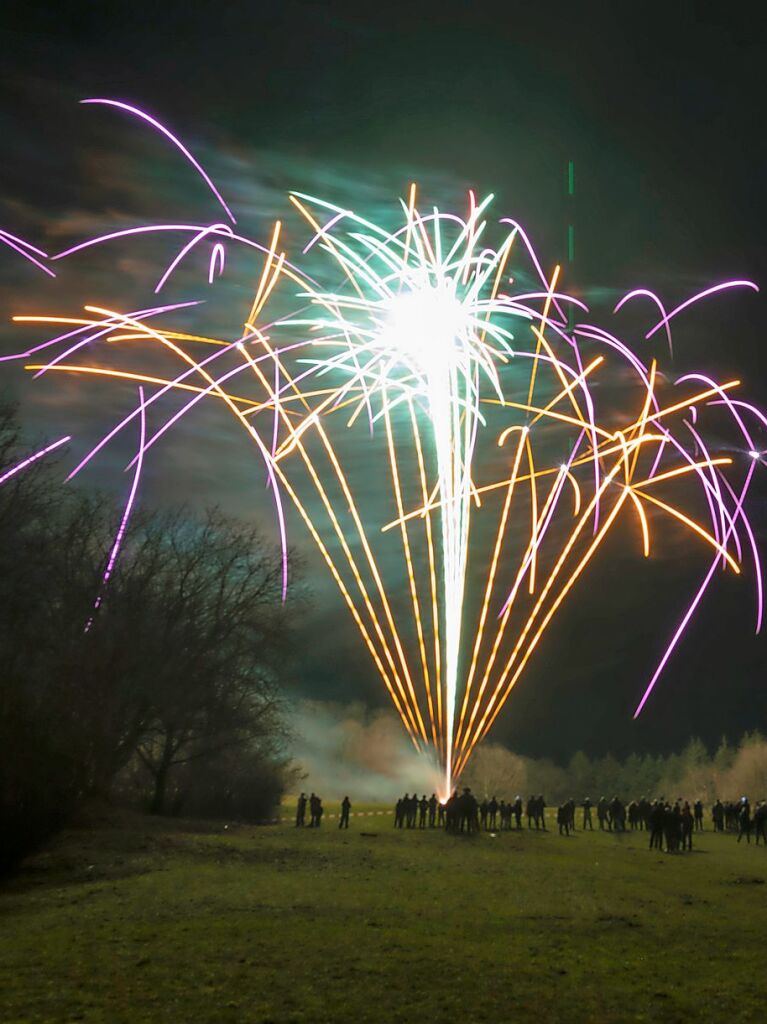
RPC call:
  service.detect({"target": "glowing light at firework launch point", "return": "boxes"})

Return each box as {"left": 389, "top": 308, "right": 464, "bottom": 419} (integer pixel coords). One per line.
{"left": 2, "top": 99, "right": 764, "bottom": 798}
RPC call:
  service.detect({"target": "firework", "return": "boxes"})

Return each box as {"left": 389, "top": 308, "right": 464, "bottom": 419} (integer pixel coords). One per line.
{"left": 3, "top": 101, "right": 763, "bottom": 797}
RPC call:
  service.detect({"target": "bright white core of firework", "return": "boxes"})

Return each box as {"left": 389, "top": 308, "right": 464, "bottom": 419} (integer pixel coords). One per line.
{"left": 379, "top": 282, "right": 473, "bottom": 373}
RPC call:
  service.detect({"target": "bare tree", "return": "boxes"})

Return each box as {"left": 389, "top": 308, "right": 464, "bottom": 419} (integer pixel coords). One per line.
{"left": 0, "top": 404, "right": 298, "bottom": 870}
{"left": 128, "top": 510, "right": 295, "bottom": 815}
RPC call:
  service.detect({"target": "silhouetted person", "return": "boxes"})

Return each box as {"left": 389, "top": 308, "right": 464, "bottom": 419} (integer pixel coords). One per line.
{"left": 459, "top": 788, "right": 479, "bottom": 833}
{"left": 737, "top": 797, "right": 751, "bottom": 843}
{"left": 526, "top": 797, "right": 535, "bottom": 829}
{"left": 394, "top": 797, "right": 404, "bottom": 828}
{"left": 438, "top": 799, "right": 446, "bottom": 828}
{"left": 419, "top": 795, "right": 428, "bottom": 829}
{"left": 296, "top": 792, "right": 307, "bottom": 827}
{"left": 407, "top": 792, "right": 418, "bottom": 828}
{"left": 308, "top": 792, "right": 319, "bottom": 828}
{"left": 557, "top": 804, "right": 570, "bottom": 836}
{"left": 638, "top": 798, "right": 651, "bottom": 830}
{"left": 309, "top": 795, "right": 323, "bottom": 827}
{"left": 582, "top": 797, "right": 593, "bottom": 830}
{"left": 513, "top": 796, "right": 523, "bottom": 829}
{"left": 535, "top": 795, "right": 547, "bottom": 830}
{"left": 649, "top": 801, "right": 665, "bottom": 850}
{"left": 712, "top": 799, "right": 724, "bottom": 832}
{"left": 445, "top": 790, "right": 458, "bottom": 831}
{"left": 694, "top": 799, "right": 704, "bottom": 831}
{"left": 664, "top": 803, "right": 681, "bottom": 852}
{"left": 754, "top": 801, "right": 767, "bottom": 845}
{"left": 628, "top": 801, "right": 639, "bottom": 830}
{"left": 610, "top": 796, "right": 625, "bottom": 833}
{"left": 597, "top": 797, "right": 609, "bottom": 831}
{"left": 681, "top": 802, "right": 694, "bottom": 850}
{"left": 402, "top": 793, "right": 413, "bottom": 829}
{"left": 566, "top": 798, "right": 576, "bottom": 832}
{"left": 428, "top": 793, "right": 437, "bottom": 828}
{"left": 339, "top": 795, "right": 351, "bottom": 829}
{"left": 488, "top": 796, "right": 499, "bottom": 830}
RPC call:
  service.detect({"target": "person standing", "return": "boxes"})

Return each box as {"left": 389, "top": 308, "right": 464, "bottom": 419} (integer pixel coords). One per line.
{"left": 648, "top": 800, "right": 665, "bottom": 851}
{"left": 513, "top": 796, "right": 523, "bottom": 830}
{"left": 428, "top": 793, "right": 438, "bottom": 828}
{"left": 567, "top": 798, "right": 576, "bottom": 832}
{"left": 610, "top": 796, "right": 625, "bottom": 832}
{"left": 628, "top": 801, "right": 638, "bottom": 830}
{"left": 445, "top": 791, "right": 458, "bottom": 831}
{"left": 394, "top": 797, "right": 403, "bottom": 828}
{"left": 665, "top": 803, "right": 681, "bottom": 852}
{"left": 754, "top": 801, "right": 767, "bottom": 845}
{"left": 557, "top": 804, "right": 570, "bottom": 836}
{"left": 407, "top": 793, "right": 418, "bottom": 829}
{"left": 597, "top": 796, "right": 609, "bottom": 831}
{"left": 535, "top": 795, "right": 547, "bottom": 831}
{"left": 418, "top": 795, "right": 428, "bottom": 829}
{"left": 479, "top": 799, "right": 489, "bottom": 831}
{"left": 737, "top": 797, "right": 751, "bottom": 844}
{"left": 681, "top": 802, "right": 694, "bottom": 851}
{"left": 308, "top": 792, "right": 318, "bottom": 828}
{"left": 296, "top": 792, "right": 307, "bottom": 828}
{"left": 488, "top": 796, "right": 499, "bottom": 831}
{"left": 402, "top": 794, "right": 412, "bottom": 829}
{"left": 582, "top": 797, "right": 593, "bottom": 830}
{"left": 693, "top": 800, "right": 704, "bottom": 831}
{"left": 712, "top": 799, "right": 724, "bottom": 832}
{"left": 339, "top": 795, "right": 351, "bottom": 829}
{"left": 526, "top": 796, "right": 535, "bottom": 829}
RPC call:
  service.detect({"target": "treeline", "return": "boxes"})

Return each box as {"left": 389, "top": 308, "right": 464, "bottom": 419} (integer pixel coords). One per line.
{"left": 0, "top": 406, "right": 298, "bottom": 873}
{"left": 462, "top": 733, "right": 767, "bottom": 805}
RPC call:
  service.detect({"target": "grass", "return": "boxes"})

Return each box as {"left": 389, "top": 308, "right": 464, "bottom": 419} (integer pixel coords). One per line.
{"left": 1, "top": 809, "right": 766, "bottom": 1024}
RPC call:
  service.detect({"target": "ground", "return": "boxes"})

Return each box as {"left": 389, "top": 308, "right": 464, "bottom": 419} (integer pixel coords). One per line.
{"left": 1, "top": 808, "right": 765, "bottom": 1024}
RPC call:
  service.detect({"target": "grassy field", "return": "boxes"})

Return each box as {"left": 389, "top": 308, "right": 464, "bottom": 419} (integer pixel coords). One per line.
{"left": 1, "top": 809, "right": 766, "bottom": 1024}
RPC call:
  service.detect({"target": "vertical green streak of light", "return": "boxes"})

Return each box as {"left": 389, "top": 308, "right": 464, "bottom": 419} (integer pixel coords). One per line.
{"left": 567, "top": 160, "right": 575, "bottom": 263}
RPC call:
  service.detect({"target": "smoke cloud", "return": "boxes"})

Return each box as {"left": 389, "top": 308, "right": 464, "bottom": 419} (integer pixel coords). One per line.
{"left": 290, "top": 700, "right": 443, "bottom": 802}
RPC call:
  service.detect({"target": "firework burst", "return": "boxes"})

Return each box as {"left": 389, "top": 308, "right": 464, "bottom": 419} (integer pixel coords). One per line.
{"left": 3, "top": 101, "right": 764, "bottom": 796}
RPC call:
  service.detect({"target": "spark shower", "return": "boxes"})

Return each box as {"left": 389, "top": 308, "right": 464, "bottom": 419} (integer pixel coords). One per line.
{"left": 2, "top": 100, "right": 764, "bottom": 797}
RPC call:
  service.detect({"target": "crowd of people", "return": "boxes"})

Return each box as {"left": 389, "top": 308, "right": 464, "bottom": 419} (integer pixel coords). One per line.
{"left": 386, "top": 790, "right": 767, "bottom": 851}
{"left": 294, "top": 789, "right": 767, "bottom": 850}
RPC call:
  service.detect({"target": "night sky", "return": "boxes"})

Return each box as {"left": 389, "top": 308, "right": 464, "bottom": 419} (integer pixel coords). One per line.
{"left": 2, "top": 1, "right": 766, "bottom": 763}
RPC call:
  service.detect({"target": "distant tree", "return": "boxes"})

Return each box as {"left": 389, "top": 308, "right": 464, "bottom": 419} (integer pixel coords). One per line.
{"left": 639, "top": 754, "right": 665, "bottom": 797}
{"left": 593, "top": 753, "right": 621, "bottom": 798}
{"left": 461, "top": 743, "right": 527, "bottom": 799}
{"left": 620, "top": 753, "right": 645, "bottom": 795}
{"left": 721, "top": 733, "right": 767, "bottom": 799}
{"left": 713, "top": 736, "right": 735, "bottom": 775}
{"left": 567, "top": 751, "right": 594, "bottom": 798}
{"left": 525, "top": 756, "right": 567, "bottom": 803}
